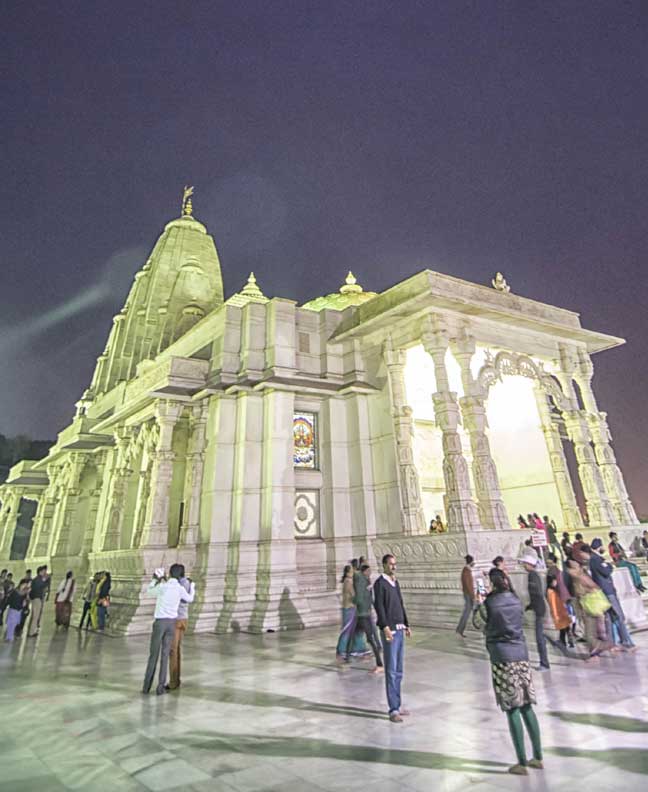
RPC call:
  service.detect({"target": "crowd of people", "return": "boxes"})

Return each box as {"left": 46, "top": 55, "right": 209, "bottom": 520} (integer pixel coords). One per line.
{"left": 0, "top": 566, "right": 112, "bottom": 640}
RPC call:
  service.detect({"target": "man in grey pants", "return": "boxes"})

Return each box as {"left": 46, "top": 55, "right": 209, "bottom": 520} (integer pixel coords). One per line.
{"left": 142, "top": 564, "right": 196, "bottom": 695}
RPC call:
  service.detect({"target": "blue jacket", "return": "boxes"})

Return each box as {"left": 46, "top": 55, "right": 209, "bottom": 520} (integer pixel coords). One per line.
{"left": 589, "top": 552, "right": 616, "bottom": 596}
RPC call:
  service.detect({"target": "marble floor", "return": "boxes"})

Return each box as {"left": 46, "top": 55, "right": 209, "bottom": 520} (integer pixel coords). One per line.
{"left": 1, "top": 605, "right": 647, "bottom": 791}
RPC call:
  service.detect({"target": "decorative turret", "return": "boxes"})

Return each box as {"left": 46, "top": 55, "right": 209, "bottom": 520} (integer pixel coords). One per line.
{"left": 227, "top": 272, "right": 269, "bottom": 307}
{"left": 301, "top": 271, "right": 377, "bottom": 311}
{"left": 88, "top": 188, "right": 225, "bottom": 395}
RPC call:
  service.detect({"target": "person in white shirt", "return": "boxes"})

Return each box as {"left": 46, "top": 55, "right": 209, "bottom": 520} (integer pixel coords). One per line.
{"left": 142, "top": 564, "right": 195, "bottom": 695}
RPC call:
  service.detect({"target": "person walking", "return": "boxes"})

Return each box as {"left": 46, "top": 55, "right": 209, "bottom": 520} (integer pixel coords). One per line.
{"left": 565, "top": 559, "right": 612, "bottom": 659}
{"left": 0, "top": 572, "right": 14, "bottom": 625}
{"left": 142, "top": 564, "right": 195, "bottom": 695}
{"left": 4, "top": 581, "right": 29, "bottom": 642}
{"left": 346, "top": 563, "right": 383, "bottom": 673}
{"left": 78, "top": 575, "right": 97, "bottom": 630}
{"left": 482, "top": 568, "right": 543, "bottom": 775}
{"left": 54, "top": 571, "right": 75, "bottom": 628}
{"left": 543, "top": 516, "right": 563, "bottom": 562}
{"left": 373, "top": 554, "right": 411, "bottom": 723}
{"left": 586, "top": 540, "right": 636, "bottom": 652}
{"left": 520, "top": 553, "right": 550, "bottom": 671}
{"left": 168, "top": 566, "right": 192, "bottom": 690}
{"left": 456, "top": 555, "right": 476, "bottom": 638}
{"left": 27, "top": 565, "right": 50, "bottom": 637}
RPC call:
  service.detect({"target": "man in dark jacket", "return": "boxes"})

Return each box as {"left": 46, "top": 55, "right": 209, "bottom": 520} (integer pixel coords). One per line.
{"left": 373, "top": 554, "right": 411, "bottom": 722}
{"left": 586, "top": 540, "right": 635, "bottom": 651}
{"left": 521, "top": 553, "right": 550, "bottom": 671}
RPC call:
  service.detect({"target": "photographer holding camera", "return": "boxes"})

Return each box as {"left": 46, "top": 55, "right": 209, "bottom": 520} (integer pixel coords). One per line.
{"left": 142, "top": 563, "right": 195, "bottom": 695}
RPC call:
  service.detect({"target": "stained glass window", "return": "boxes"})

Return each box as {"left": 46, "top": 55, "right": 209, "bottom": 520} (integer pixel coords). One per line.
{"left": 293, "top": 411, "right": 317, "bottom": 469}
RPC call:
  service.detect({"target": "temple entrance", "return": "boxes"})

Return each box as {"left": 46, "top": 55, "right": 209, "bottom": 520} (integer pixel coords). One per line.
{"left": 485, "top": 375, "right": 562, "bottom": 526}
{"left": 10, "top": 497, "right": 37, "bottom": 560}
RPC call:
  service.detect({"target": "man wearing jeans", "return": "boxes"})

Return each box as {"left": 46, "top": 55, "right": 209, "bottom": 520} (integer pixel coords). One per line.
{"left": 373, "top": 554, "right": 411, "bottom": 723}
{"left": 456, "top": 555, "right": 476, "bottom": 638}
{"left": 586, "top": 540, "right": 636, "bottom": 652}
{"left": 27, "top": 566, "right": 50, "bottom": 637}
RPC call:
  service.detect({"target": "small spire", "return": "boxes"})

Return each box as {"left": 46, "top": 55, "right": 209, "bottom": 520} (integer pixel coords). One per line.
{"left": 339, "top": 270, "right": 363, "bottom": 295}
{"left": 181, "top": 185, "right": 195, "bottom": 217}
{"left": 241, "top": 272, "right": 265, "bottom": 300}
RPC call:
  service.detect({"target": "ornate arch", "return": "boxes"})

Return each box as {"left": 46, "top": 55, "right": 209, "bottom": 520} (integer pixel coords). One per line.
{"left": 477, "top": 351, "right": 570, "bottom": 411}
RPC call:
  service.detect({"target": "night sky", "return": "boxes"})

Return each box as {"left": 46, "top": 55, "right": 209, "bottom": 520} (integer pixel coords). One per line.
{"left": 2, "top": 2, "right": 647, "bottom": 513}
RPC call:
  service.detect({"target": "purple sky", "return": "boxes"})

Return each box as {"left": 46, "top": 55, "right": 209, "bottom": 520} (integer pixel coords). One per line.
{"left": 2, "top": 2, "right": 647, "bottom": 514}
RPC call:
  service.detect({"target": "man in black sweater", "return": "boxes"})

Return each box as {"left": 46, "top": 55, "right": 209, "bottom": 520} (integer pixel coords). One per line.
{"left": 521, "top": 553, "right": 550, "bottom": 671}
{"left": 373, "top": 553, "right": 411, "bottom": 722}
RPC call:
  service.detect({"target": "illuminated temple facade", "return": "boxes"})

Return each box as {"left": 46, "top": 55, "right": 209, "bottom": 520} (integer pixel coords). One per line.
{"left": 0, "top": 197, "right": 640, "bottom": 633}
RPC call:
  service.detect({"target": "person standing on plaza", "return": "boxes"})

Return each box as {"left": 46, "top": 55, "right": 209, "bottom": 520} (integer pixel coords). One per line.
{"left": 0, "top": 572, "right": 13, "bottom": 625}
{"left": 27, "top": 565, "right": 50, "bottom": 637}
{"left": 346, "top": 563, "right": 383, "bottom": 673}
{"left": 373, "top": 553, "right": 411, "bottom": 722}
{"left": 482, "top": 568, "right": 543, "bottom": 775}
{"left": 586, "top": 540, "right": 636, "bottom": 652}
{"left": 91, "top": 571, "right": 111, "bottom": 631}
{"left": 335, "top": 565, "right": 357, "bottom": 661}
{"left": 54, "top": 570, "right": 75, "bottom": 629}
{"left": 78, "top": 574, "right": 97, "bottom": 630}
{"left": 142, "top": 564, "right": 196, "bottom": 695}
{"left": 168, "top": 566, "right": 192, "bottom": 690}
{"left": 456, "top": 555, "right": 476, "bottom": 638}
{"left": 520, "top": 553, "right": 550, "bottom": 671}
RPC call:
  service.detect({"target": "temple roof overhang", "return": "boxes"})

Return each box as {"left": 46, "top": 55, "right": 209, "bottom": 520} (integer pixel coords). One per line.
{"left": 4, "top": 460, "right": 49, "bottom": 488}
{"left": 329, "top": 269, "right": 624, "bottom": 353}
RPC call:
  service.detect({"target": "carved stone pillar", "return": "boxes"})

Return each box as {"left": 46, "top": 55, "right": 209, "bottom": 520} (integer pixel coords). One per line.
{"left": 137, "top": 400, "right": 184, "bottom": 549}
{"left": 180, "top": 401, "right": 208, "bottom": 546}
{"left": 556, "top": 346, "right": 615, "bottom": 528}
{"left": 101, "top": 428, "right": 134, "bottom": 551}
{"left": 421, "top": 325, "right": 480, "bottom": 532}
{"left": 574, "top": 349, "right": 638, "bottom": 525}
{"left": 52, "top": 454, "right": 88, "bottom": 557}
{"left": 383, "top": 338, "right": 426, "bottom": 536}
{"left": 0, "top": 487, "right": 21, "bottom": 559}
{"left": 30, "top": 474, "right": 59, "bottom": 558}
{"left": 452, "top": 335, "right": 509, "bottom": 530}
{"left": 534, "top": 387, "right": 583, "bottom": 531}
{"left": 80, "top": 451, "right": 107, "bottom": 555}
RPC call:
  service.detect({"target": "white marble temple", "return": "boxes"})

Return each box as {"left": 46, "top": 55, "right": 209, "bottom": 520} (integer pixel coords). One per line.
{"left": 1, "top": 599, "right": 648, "bottom": 791}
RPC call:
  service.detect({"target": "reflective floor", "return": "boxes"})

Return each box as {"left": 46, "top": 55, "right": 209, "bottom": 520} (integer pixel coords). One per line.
{"left": 1, "top": 603, "right": 647, "bottom": 791}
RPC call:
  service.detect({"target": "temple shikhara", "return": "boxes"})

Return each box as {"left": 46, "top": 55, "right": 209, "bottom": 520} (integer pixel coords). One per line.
{"left": 0, "top": 193, "right": 640, "bottom": 633}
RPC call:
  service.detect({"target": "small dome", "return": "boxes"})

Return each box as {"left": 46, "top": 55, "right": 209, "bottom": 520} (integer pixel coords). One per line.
{"left": 301, "top": 271, "right": 377, "bottom": 312}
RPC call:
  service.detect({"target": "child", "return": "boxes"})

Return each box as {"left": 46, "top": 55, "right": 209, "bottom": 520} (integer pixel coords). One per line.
{"left": 4, "top": 582, "right": 29, "bottom": 642}
{"left": 546, "top": 574, "right": 571, "bottom": 649}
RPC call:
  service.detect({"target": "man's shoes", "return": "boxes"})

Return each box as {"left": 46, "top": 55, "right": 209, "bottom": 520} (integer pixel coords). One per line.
{"left": 535, "top": 664, "right": 550, "bottom": 672}
{"left": 141, "top": 686, "right": 151, "bottom": 695}
{"left": 369, "top": 666, "right": 384, "bottom": 675}
{"left": 399, "top": 708, "right": 411, "bottom": 716}
{"left": 156, "top": 685, "right": 167, "bottom": 696}
{"left": 508, "top": 764, "right": 528, "bottom": 775}
{"left": 528, "top": 759, "right": 544, "bottom": 769}
{"left": 389, "top": 713, "right": 403, "bottom": 723}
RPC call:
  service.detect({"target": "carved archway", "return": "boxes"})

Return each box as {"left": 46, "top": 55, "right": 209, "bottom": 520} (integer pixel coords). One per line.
{"left": 477, "top": 351, "right": 569, "bottom": 411}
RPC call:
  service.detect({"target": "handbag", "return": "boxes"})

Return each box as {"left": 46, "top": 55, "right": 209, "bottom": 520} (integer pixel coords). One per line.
{"left": 580, "top": 589, "right": 611, "bottom": 617}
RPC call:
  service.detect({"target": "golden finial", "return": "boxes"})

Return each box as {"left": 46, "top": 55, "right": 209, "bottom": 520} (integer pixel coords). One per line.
{"left": 340, "top": 270, "right": 363, "bottom": 295}
{"left": 182, "top": 185, "right": 195, "bottom": 217}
